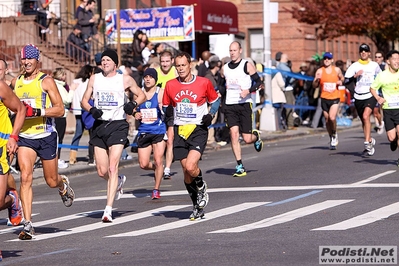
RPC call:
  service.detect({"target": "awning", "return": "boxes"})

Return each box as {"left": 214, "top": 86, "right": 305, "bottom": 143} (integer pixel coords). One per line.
{"left": 172, "top": 0, "right": 238, "bottom": 34}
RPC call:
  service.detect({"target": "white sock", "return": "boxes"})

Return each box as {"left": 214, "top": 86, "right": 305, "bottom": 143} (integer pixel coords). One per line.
{"left": 105, "top": 206, "right": 112, "bottom": 213}
{"left": 164, "top": 167, "right": 170, "bottom": 175}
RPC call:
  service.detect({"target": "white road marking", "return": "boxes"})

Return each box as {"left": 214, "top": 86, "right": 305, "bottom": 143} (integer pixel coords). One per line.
{"left": 312, "top": 202, "right": 399, "bottom": 231}
{"left": 32, "top": 181, "right": 399, "bottom": 205}
{"left": 106, "top": 202, "right": 268, "bottom": 237}
{"left": 7, "top": 205, "right": 189, "bottom": 242}
{"left": 351, "top": 170, "right": 396, "bottom": 185}
{"left": 0, "top": 210, "right": 102, "bottom": 235}
{"left": 209, "top": 200, "right": 353, "bottom": 233}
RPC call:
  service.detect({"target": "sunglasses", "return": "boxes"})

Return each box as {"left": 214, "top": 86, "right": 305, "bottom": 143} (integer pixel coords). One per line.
{"left": 375, "top": 56, "right": 383, "bottom": 58}
{"left": 360, "top": 50, "right": 370, "bottom": 53}
{"left": 323, "top": 57, "right": 332, "bottom": 60}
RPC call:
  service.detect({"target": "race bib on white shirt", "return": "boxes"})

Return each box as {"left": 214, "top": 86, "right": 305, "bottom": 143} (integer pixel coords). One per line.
{"left": 97, "top": 90, "right": 118, "bottom": 110}
{"left": 323, "top": 82, "right": 336, "bottom": 92}
{"left": 176, "top": 102, "right": 197, "bottom": 121}
{"left": 226, "top": 86, "right": 242, "bottom": 104}
{"left": 141, "top": 108, "right": 158, "bottom": 124}
{"left": 388, "top": 95, "right": 399, "bottom": 107}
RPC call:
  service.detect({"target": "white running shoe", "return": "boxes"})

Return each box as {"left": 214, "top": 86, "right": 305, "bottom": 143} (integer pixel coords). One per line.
{"left": 102, "top": 210, "right": 113, "bottom": 223}
{"left": 115, "top": 175, "right": 126, "bottom": 201}
{"left": 58, "top": 159, "right": 69, "bottom": 169}
{"left": 364, "top": 139, "right": 375, "bottom": 156}
{"left": 377, "top": 121, "right": 384, "bottom": 135}
{"left": 330, "top": 134, "right": 338, "bottom": 150}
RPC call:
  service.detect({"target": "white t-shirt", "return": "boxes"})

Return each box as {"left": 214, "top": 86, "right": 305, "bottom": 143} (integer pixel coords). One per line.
{"left": 345, "top": 61, "right": 381, "bottom": 100}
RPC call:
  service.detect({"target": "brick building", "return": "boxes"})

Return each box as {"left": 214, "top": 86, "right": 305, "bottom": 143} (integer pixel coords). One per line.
{"left": 65, "top": 0, "right": 376, "bottom": 69}
{"left": 233, "top": 0, "right": 375, "bottom": 71}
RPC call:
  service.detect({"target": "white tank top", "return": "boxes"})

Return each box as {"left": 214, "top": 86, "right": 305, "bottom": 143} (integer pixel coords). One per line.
{"left": 224, "top": 59, "right": 252, "bottom": 105}
{"left": 93, "top": 72, "right": 126, "bottom": 121}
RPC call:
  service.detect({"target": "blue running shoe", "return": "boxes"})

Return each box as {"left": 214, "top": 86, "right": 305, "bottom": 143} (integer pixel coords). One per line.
{"left": 253, "top": 130, "right": 263, "bottom": 152}
{"left": 233, "top": 164, "right": 247, "bottom": 177}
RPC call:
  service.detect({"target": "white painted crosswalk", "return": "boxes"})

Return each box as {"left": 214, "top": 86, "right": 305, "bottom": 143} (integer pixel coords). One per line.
{"left": 2, "top": 199, "right": 399, "bottom": 242}
{"left": 209, "top": 200, "right": 353, "bottom": 234}
{"left": 106, "top": 202, "right": 268, "bottom": 238}
{"left": 312, "top": 202, "right": 399, "bottom": 231}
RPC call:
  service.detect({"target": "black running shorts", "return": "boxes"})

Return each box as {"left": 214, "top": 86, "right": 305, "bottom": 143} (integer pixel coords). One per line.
{"left": 173, "top": 125, "right": 207, "bottom": 161}
{"left": 90, "top": 120, "right": 129, "bottom": 150}
{"left": 224, "top": 102, "right": 253, "bottom": 134}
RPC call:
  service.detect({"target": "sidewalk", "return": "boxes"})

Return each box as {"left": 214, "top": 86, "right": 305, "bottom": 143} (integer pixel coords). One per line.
{"left": 12, "top": 120, "right": 361, "bottom": 181}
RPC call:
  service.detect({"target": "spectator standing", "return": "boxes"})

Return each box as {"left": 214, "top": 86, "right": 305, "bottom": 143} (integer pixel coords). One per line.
{"left": 69, "top": 65, "right": 94, "bottom": 165}
{"left": 77, "top": 0, "right": 99, "bottom": 55}
{"left": 277, "top": 54, "right": 296, "bottom": 129}
{"left": 36, "top": 0, "right": 53, "bottom": 42}
{"left": 148, "top": 43, "right": 165, "bottom": 65}
{"left": 141, "top": 42, "right": 154, "bottom": 65}
{"left": 375, "top": 51, "right": 387, "bottom": 71}
{"left": 197, "top": 50, "right": 211, "bottom": 77}
{"left": 271, "top": 60, "right": 287, "bottom": 131}
{"left": 52, "top": 68, "right": 74, "bottom": 168}
{"left": 66, "top": 24, "right": 86, "bottom": 62}
{"left": 75, "top": 0, "right": 87, "bottom": 19}
{"left": 132, "top": 30, "right": 147, "bottom": 63}
{"left": 204, "top": 57, "right": 222, "bottom": 147}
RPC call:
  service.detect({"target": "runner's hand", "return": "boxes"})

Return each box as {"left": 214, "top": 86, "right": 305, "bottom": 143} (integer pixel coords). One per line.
{"left": 89, "top": 107, "right": 103, "bottom": 119}
{"left": 123, "top": 101, "right": 137, "bottom": 115}
{"left": 23, "top": 101, "right": 41, "bottom": 117}
{"left": 201, "top": 114, "right": 213, "bottom": 128}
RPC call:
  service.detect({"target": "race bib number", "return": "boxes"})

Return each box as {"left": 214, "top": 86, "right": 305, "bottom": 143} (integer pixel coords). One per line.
{"left": 358, "top": 73, "right": 373, "bottom": 87}
{"left": 323, "top": 82, "right": 336, "bottom": 92}
{"left": 141, "top": 108, "right": 157, "bottom": 124}
{"left": 97, "top": 91, "right": 118, "bottom": 109}
{"left": 388, "top": 96, "right": 399, "bottom": 107}
{"left": 176, "top": 102, "right": 197, "bottom": 119}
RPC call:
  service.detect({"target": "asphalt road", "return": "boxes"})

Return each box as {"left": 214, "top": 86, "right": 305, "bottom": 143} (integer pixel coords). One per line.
{"left": 1, "top": 127, "right": 398, "bottom": 266}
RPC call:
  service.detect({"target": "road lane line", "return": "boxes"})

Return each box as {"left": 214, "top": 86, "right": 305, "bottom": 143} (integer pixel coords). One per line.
{"left": 351, "top": 170, "right": 396, "bottom": 185}
{"left": 31, "top": 182, "right": 399, "bottom": 205}
{"left": 7, "top": 205, "right": 189, "bottom": 242}
{"left": 209, "top": 200, "right": 353, "bottom": 233}
{"left": 0, "top": 210, "right": 103, "bottom": 235}
{"left": 312, "top": 202, "right": 399, "bottom": 231}
{"left": 106, "top": 202, "right": 268, "bottom": 237}
{"left": 266, "top": 190, "right": 323, "bottom": 206}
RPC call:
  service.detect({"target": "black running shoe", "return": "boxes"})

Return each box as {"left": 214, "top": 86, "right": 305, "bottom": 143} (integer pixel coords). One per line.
{"left": 390, "top": 138, "right": 398, "bottom": 152}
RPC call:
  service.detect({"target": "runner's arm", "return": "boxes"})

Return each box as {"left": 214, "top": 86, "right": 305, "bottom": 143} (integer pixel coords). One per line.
{"left": 42, "top": 76, "right": 65, "bottom": 117}
{"left": 81, "top": 74, "right": 94, "bottom": 112}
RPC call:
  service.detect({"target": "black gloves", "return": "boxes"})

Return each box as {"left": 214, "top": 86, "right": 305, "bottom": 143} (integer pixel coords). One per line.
{"left": 90, "top": 107, "right": 103, "bottom": 119}
{"left": 201, "top": 114, "right": 213, "bottom": 128}
{"left": 124, "top": 101, "right": 138, "bottom": 115}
